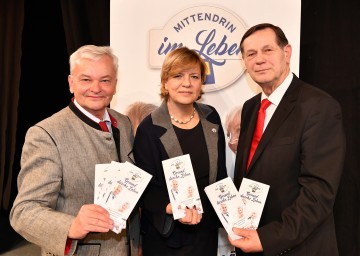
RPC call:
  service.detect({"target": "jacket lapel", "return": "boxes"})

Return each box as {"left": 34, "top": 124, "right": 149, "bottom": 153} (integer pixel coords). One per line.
{"left": 153, "top": 101, "right": 183, "bottom": 158}
{"left": 198, "top": 110, "right": 219, "bottom": 184}
{"left": 247, "top": 77, "right": 300, "bottom": 171}
{"left": 235, "top": 94, "right": 261, "bottom": 177}
{"left": 152, "top": 101, "right": 218, "bottom": 183}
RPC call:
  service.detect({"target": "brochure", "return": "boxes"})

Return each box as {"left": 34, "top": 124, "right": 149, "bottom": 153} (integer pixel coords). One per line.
{"left": 94, "top": 161, "right": 152, "bottom": 233}
{"left": 162, "top": 154, "right": 203, "bottom": 219}
{"left": 205, "top": 177, "right": 269, "bottom": 240}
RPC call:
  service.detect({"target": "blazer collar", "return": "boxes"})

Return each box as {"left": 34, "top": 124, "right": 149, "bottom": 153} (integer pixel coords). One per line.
{"left": 247, "top": 74, "right": 301, "bottom": 171}
{"left": 69, "top": 100, "right": 118, "bottom": 131}
{"left": 69, "top": 101, "right": 123, "bottom": 161}
{"left": 152, "top": 101, "right": 219, "bottom": 183}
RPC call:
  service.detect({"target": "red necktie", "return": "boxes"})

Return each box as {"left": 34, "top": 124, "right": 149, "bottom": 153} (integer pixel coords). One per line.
{"left": 99, "top": 121, "right": 109, "bottom": 132}
{"left": 247, "top": 99, "right": 271, "bottom": 170}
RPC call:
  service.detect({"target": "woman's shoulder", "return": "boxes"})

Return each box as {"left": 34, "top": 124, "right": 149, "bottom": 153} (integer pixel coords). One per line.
{"left": 196, "top": 102, "right": 220, "bottom": 120}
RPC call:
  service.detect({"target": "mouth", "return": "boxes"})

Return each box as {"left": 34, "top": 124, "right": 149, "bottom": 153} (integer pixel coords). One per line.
{"left": 88, "top": 95, "right": 105, "bottom": 100}
{"left": 179, "top": 91, "right": 192, "bottom": 95}
{"left": 255, "top": 68, "right": 269, "bottom": 73}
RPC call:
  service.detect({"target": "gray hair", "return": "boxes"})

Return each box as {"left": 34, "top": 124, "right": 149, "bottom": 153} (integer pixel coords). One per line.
{"left": 69, "top": 45, "right": 118, "bottom": 76}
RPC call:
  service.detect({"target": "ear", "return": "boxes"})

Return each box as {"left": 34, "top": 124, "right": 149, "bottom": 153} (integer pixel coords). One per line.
{"left": 113, "top": 78, "right": 117, "bottom": 95}
{"left": 284, "top": 44, "right": 292, "bottom": 62}
{"left": 68, "top": 75, "right": 74, "bottom": 94}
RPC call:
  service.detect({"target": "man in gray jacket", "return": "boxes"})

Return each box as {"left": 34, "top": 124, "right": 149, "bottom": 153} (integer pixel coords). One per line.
{"left": 10, "top": 45, "right": 140, "bottom": 256}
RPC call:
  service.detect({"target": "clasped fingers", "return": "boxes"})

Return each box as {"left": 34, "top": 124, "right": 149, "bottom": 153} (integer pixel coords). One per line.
{"left": 179, "top": 206, "right": 202, "bottom": 225}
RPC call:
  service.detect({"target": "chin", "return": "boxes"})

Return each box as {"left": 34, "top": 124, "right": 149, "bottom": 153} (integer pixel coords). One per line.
{"left": 229, "top": 145, "right": 237, "bottom": 153}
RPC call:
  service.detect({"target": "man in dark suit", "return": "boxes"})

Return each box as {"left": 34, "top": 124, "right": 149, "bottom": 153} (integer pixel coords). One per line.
{"left": 230, "top": 23, "right": 346, "bottom": 255}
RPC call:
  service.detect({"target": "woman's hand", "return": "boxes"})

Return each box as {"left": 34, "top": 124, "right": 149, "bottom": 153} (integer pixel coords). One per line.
{"left": 179, "top": 206, "right": 202, "bottom": 225}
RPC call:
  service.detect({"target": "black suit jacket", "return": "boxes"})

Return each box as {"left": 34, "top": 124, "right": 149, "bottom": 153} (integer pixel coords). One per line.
{"left": 133, "top": 102, "right": 228, "bottom": 250}
{"left": 234, "top": 75, "right": 346, "bottom": 256}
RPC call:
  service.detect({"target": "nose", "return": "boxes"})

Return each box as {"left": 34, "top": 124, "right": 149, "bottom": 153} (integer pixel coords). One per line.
{"left": 182, "top": 75, "right": 191, "bottom": 87}
{"left": 255, "top": 53, "right": 266, "bottom": 63}
{"left": 90, "top": 80, "right": 102, "bottom": 92}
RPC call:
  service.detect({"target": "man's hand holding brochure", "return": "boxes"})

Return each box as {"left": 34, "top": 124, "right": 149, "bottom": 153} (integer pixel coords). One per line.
{"left": 94, "top": 161, "right": 152, "bottom": 233}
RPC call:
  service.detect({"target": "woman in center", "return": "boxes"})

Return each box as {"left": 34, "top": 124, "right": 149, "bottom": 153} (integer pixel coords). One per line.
{"left": 133, "top": 46, "right": 228, "bottom": 255}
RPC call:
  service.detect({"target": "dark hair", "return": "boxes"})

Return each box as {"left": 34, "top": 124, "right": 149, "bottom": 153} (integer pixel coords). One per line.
{"left": 240, "top": 23, "right": 289, "bottom": 54}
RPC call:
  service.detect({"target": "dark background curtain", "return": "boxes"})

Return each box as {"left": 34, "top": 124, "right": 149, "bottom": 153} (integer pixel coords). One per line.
{"left": 1, "top": 0, "right": 359, "bottom": 255}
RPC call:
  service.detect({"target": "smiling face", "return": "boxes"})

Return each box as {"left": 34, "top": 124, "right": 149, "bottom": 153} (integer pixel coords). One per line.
{"left": 172, "top": 179, "right": 179, "bottom": 192}
{"left": 113, "top": 185, "right": 122, "bottom": 196}
{"left": 187, "top": 186, "right": 194, "bottom": 197}
{"left": 221, "top": 203, "right": 228, "bottom": 214}
{"left": 119, "top": 202, "right": 130, "bottom": 213}
{"left": 160, "top": 47, "right": 207, "bottom": 102}
{"left": 164, "top": 64, "right": 203, "bottom": 107}
{"left": 68, "top": 55, "right": 117, "bottom": 119}
{"left": 238, "top": 207, "right": 244, "bottom": 216}
{"left": 242, "top": 28, "right": 291, "bottom": 93}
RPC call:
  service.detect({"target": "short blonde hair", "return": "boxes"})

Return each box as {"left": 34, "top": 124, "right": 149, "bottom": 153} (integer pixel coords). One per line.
{"left": 160, "top": 47, "right": 207, "bottom": 101}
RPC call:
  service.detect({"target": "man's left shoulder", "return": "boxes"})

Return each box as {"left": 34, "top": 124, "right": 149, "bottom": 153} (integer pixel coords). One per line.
{"left": 294, "top": 78, "right": 338, "bottom": 103}
{"left": 108, "top": 109, "right": 130, "bottom": 122}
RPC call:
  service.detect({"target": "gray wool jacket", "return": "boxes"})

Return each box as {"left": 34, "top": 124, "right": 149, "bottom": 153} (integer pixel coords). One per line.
{"left": 10, "top": 101, "right": 140, "bottom": 256}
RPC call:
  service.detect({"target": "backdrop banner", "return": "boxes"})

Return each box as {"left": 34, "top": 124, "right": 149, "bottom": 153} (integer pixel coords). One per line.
{"left": 110, "top": 1, "right": 300, "bottom": 255}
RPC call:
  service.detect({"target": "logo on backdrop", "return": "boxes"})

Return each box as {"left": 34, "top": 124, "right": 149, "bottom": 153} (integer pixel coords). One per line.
{"left": 149, "top": 5, "right": 248, "bottom": 92}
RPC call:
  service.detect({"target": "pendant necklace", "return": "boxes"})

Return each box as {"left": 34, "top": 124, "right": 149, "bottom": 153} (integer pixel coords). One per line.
{"left": 170, "top": 108, "right": 196, "bottom": 124}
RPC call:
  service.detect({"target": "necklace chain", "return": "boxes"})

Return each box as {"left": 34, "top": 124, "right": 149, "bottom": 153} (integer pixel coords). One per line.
{"left": 170, "top": 108, "right": 196, "bottom": 124}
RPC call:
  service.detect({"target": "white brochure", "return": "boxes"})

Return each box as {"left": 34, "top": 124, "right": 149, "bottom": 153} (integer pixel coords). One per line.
{"left": 162, "top": 154, "right": 203, "bottom": 220}
{"left": 94, "top": 161, "right": 152, "bottom": 233}
{"left": 205, "top": 177, "right": 269, "bottom": 240}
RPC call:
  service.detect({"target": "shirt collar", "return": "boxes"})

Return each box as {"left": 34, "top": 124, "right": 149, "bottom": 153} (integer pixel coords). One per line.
{"left": 73, "top": 98, "right": 111, "bottom": 123}
{"left": 261, "top": 72, "right": 293, "bottom": 105}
